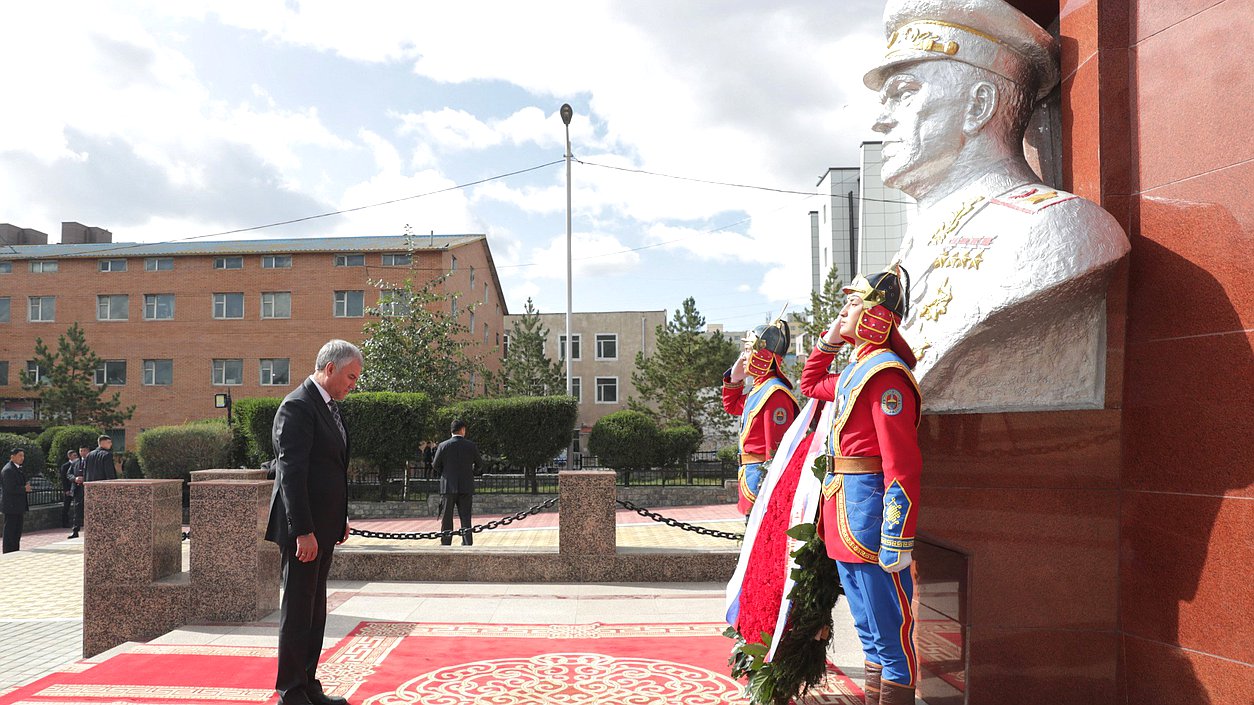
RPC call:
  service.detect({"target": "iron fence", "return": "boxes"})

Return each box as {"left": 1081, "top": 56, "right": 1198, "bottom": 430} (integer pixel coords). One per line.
{"left": 348, "top": 450, "right": 735, "bottom": 500}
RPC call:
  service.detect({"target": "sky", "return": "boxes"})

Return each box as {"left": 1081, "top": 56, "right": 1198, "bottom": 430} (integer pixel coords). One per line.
{"left": 0, "top": 0, "right": 890, "bottom": 329}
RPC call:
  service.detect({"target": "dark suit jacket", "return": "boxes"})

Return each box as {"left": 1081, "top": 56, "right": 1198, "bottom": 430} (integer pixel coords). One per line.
{"left": 67, "top": 458, "right": 85, "bottom": 499}
{"left": 265, "top": 378, "right": 350, "bottom": 545}
{"left": 60, "top": 461, "right": 75, "bottom": 494}
{"left": 433, "top": 435, "right": 480, "bottom": 495}
{"left": 1, "top": 462, "right": 28, "bottom": 514}
{"left": 84, "top": 447, "right": 116, "bottom": 482}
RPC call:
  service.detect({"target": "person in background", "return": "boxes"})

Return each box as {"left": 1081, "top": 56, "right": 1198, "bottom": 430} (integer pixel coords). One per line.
{"left": 83, "top": 436, "right": 116, "bottom": 482}
{"left": 432, "top": 419, "right": 480, "bottom": 547}
{"left": 67, "top": 444, "right": 91, "bottom": 538}
{"left": 60, "top": 449, "right": 79, "bottom": 529}
{"left": 2, "top": 448, "right": 31, "bottom": 553}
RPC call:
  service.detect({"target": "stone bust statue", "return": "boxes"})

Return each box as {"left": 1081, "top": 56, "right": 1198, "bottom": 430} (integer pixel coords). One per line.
{"left": 865, "top": 0, "right": 1130, "bottom": 412}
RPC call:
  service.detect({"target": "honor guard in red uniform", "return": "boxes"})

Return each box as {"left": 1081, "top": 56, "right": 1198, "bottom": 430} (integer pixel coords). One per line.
{"left": 800, "top": 268, "right": 922, "bottom": 705}
{"left": 723, "top": 317, "right": 799, "bottom": 515}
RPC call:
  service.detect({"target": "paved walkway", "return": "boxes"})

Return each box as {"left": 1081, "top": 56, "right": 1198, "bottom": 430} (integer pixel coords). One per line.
{"left": 0, "top": 506, "right": 933, "bottom": 703}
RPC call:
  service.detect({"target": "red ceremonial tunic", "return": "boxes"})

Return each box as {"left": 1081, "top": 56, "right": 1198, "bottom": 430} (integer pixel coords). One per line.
{"left": 799, "top": 341, "right": 921, "bottom": 564}
{"left": 722, "top": 375, "right": 797, "bottom": 461}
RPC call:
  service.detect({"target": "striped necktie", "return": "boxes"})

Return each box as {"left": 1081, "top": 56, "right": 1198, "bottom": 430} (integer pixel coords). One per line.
{"left": 327, "top": 399, "right": 346, "bottom": 444}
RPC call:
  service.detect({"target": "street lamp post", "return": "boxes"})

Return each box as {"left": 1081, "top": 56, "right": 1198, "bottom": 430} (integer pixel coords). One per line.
{"left": 560, "top": 103, "right": 575, "bottom": 466}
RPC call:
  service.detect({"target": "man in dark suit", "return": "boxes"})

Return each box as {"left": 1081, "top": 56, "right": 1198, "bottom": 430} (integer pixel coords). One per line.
{"left": 433, "top": 419, "right": 480, "bottom": 546}
{"left": 265, "top": 340, "right": 361, "bottom": 705}
{"left": 83, "top": 436, "right": 116, "bottom": 482}
{"left": 67, "top": 444, "right": 91, "bottom": 538}
{"left": 60, "top": 449, "right": 79, "bottom": 528}
{"left": 2, "top": 448, "right": 31, "bottom": 553}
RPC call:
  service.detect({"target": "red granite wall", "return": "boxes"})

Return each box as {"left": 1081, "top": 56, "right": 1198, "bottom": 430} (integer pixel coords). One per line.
{"left": 1112, "top": 1, "right": 1254, "bottom": 703}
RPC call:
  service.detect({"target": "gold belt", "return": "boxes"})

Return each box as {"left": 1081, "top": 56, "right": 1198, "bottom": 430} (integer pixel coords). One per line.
{"left": 740, "top": 452, "right": 766, "bottom": 465}
{"left": 828, "top": 455, "right": 882, "bottom": 474}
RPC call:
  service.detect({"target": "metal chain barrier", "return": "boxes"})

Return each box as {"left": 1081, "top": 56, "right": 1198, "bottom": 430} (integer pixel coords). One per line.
{"left": 348, "top": 496, "right": 559, "bottom": 541}
{"left": 615, "top": 498, "right": 744, "bottom": 541}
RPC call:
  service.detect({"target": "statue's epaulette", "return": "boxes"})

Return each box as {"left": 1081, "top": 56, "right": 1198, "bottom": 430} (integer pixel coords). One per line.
{"left": 990, "top": 184, "right": 1078, "bottom": 214}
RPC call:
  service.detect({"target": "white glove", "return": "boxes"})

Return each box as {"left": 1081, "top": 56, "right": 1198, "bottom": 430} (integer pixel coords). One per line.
{"left": 881, "top": 551, "right": 912, "bottom": 573}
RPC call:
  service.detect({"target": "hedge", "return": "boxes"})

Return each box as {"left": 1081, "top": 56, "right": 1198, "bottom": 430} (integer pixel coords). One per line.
{"left": 0, "top": 433, "right": 47, "bottom": 482}
{"left": 340, "top": 392, "right": 434, "bottom": 471}
{"left": 587, "top": 410, "right": 661, "bottom": 472}
{"left": 35, "top": 426, "right": 64, "bottom": 463}
{"left": 232, "top": 392, "right": 433, "bottom": 470}
{"left": 231, "top": 397, "right": 283, "bottom": 466}
{"left": 50, "top": 426, "right": 102, "bottom": 471}
{"left": 135, "top": 424, "right": 233, "bottom": 483}
{"left": 436, "top": 396, "right": 577, "bottom": 470}
{"left": 657, "top": 424, "right": 702, "bottom": 469}
{"left": 717, "top": 444, "right": 739, "bottom": 471}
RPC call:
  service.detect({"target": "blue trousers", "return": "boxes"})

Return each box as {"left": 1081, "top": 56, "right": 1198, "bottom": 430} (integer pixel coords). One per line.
{"left": 837, "top": 560, "right": 917, "bottom": 687}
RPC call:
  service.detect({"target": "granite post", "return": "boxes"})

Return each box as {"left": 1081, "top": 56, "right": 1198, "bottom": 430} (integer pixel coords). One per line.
{"left": 557, "top": 470, "right": 616, "bottom": 557}
{"left": 82, "top": 479, "right": 189, "bottom": 657}
{"left": 189, "top": 478, "right": 279, "bottom": 622}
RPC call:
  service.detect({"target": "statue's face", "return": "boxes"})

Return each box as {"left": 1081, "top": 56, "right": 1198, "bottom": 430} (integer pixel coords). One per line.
{"left": 873, "top": 61, "right": 969, "bottom": 195}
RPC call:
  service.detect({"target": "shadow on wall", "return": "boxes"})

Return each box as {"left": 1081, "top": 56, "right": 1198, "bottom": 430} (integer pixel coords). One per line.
{"left": 1120, "top": 195, "right": 1254, "bottom": 705}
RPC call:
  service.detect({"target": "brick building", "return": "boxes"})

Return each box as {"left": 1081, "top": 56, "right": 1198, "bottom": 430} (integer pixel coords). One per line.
{"left": 0, "top": 226, "right": 507, "bottom": 447}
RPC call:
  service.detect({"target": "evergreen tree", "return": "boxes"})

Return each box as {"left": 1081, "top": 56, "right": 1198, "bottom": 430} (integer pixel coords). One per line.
{"left": 787, "top": 265, "right": 852, "bottom": 381}
{"left": 357, "top": 270, "right": 486, "bottom": 406}
{"left": 20, "top": 323, "right": 135, "bottom": 428}
{"left": 630, "top": 297, "right": 739, "bottom": 437}
{"left": 497, "top": 298, "right": 565, "bottom": 397}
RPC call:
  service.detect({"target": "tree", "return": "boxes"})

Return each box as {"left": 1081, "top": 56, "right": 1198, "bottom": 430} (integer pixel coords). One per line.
{"left": 358, "top": 271, "right": 486, "bottom": 406}
{"left": 20, "top": 323, "right": 135, "bottom": 428}
{"left": 496, "top": 298, "right": 565, "bottom": 397}
{"left": 630, "top": 297, "right": 739, "bottom": 437}
{"left": 787, "top": 265, "right": 852, "bottom": 382}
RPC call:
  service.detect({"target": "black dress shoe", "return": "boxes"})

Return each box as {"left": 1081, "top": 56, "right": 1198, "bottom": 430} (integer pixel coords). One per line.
{"left": 67, "top": 532, "right": 79, "bottom": 539}
{"left": 308, "top": 682, "right": 349, "bottom": 705}
{"left": 277, "top": 693, "right": 314, "bottom": 705}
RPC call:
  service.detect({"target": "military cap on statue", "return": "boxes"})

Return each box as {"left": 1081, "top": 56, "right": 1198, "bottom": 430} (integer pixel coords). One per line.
{"left": 863, "top": 0, "right": 1059, "bottom": 102}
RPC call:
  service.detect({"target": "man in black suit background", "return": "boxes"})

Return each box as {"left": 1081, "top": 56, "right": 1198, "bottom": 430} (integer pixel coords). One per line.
{"left": 433, "top": 419, "right": 480, "bottom": 546}
{"left": 67, "top": 444, "right": 91, "bottom": 538}
{"left": 60, "top": 449, "right": 79, "bottom": 529}
{"left": 83, "top": 436, "right": 116, "bottom": 482}
{"left": 1, "top": 448, "right": 31, "bottom": 553}
{"left": 265, "top": 339, "right": 361, "bottom": 705}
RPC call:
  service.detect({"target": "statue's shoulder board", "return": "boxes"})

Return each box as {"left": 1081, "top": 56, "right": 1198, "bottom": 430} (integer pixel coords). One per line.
{"left": 990, "top": 184, "right": 1079, "bottom": 214}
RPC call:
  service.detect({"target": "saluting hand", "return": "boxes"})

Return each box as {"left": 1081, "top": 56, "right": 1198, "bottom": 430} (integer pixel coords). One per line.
{"left": 728, "top": 352, "right": 749, "bottom": 383}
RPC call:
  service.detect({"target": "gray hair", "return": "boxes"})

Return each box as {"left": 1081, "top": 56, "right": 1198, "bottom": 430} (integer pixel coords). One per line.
{"left": 314, "top": 339, "right": 363, "bottom": 373}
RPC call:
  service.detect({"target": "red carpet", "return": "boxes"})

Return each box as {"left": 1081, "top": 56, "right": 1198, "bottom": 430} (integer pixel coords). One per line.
{"left": 1, "top": 622, "right": 865, "bottom": 704}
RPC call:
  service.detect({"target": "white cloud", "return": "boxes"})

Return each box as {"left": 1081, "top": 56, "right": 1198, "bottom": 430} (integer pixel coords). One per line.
{"left": 526, "top": 231, "right": 641, "bottom": 281}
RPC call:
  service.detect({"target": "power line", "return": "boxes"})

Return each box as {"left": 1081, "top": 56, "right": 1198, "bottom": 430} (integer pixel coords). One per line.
{"left": 0, "top": 160, "right": 566, "bottom": 260}
{"left": 575, "top": 158, "right": 917, "bottom": 206}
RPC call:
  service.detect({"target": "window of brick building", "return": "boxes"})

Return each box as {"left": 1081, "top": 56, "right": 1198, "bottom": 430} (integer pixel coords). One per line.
{"left": 212, "top": 359, "right": 243, "bottom": 386}
{"left": 261, "top": 292, "right": 292, "bottom": 319}
{"left": 145, "top": 257, "right": 174, "bottom": 271}
{"left": 334, "top": 253, "right": 365, "bottom": 267}
{"left": 144, "top": 294, "right": 175, "bottom": 320}
{"left": 30, "top": 260, "right": 58, "bottom": 273}
{"left": 213, "top": 293, "right": 244, "bottom": 319}
{"left": 97, "top": 294, "right": 129, "bottom": 321}
{"left": 0, "top": 262, "right": 11, "bottom": 273}
{"left": 28, "top": 296, "right": 55, "bottom": 322}
{"left": 143, "top": 359, "right": 173, "bottom": 386}
{"left": 0, "top": 296, "right": 8, "bottom": 323}
{"left": 214, "top": 256, "right": 243, "bottom": 270}
{"left": 381, "top": 253, "right": 411, "bottom": 266}
{"left": 95, "top": 360, "right": 127, "bottom": 386}
{"left": 260, "top": 358, "right": 290, "bottom": 386}
{"left": 26, "top": 362, "right": 47, "bottom": 385}
{"left": 98, "top": 259, "right": 127, "bottom": 272}
{"left": 334, "top": 291, "right": 364, "bottom": 317}
{"left": 262, "top": 255, "right": 292, "bottom": 269}
{"left": 0, "top": 362, "right": 8, "bottom": 386}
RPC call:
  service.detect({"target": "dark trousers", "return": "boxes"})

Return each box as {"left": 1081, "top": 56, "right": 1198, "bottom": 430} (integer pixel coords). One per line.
{"left": 70, "top": 496, "right": 84, "bottom": 532}
{"left": 61, "top": 496, "right": 72, "bottom": 528}
{"left": 276, "top": 537, "right": 336, "bottom": 698}
{"left": 440, "top": 493, "right": 473, "bottom": 545}
{"left": 2, "top": 513, "right": 23, "bottom": 553}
